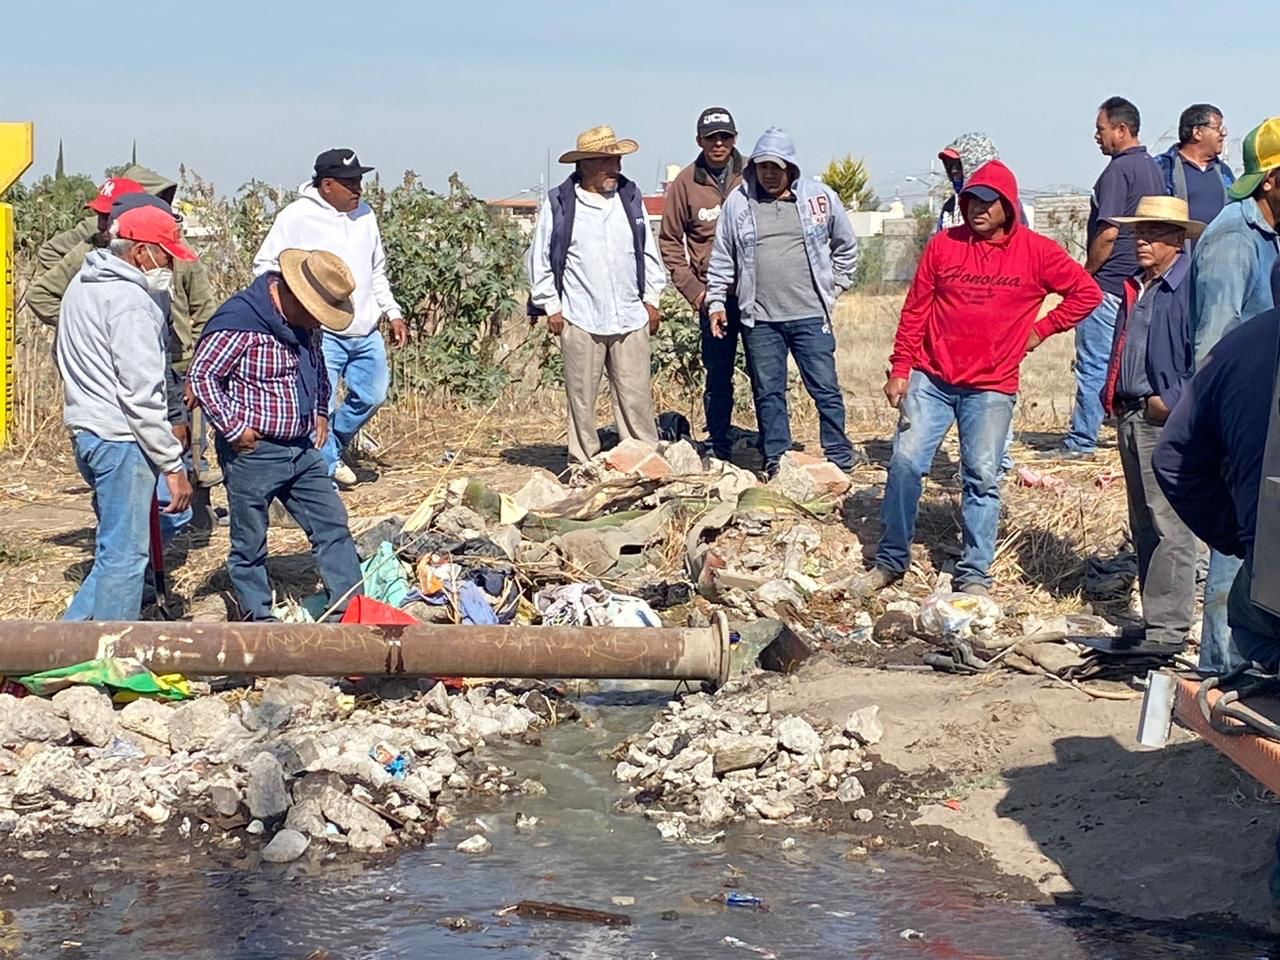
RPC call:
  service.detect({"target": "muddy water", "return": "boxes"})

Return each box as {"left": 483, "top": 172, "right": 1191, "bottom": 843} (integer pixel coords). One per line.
{"left": 0, "top": 690, "right": 1274, "bottom": 959}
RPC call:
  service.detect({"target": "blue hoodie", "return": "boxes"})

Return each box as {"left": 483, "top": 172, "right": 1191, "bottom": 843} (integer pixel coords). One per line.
{"left": 706, "top": 128, "right": 858, "bottom": 325}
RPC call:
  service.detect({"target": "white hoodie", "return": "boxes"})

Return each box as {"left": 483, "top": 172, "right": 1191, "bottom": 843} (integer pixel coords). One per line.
{"left": 252, "top": 183, "right": 403, "bottom": 338}
{"left": 56, "top": 250, "right": 184, "bottom": 474}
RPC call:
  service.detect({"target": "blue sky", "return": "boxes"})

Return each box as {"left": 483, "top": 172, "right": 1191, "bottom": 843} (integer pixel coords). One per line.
{"left": 2, "top": 0, "right": 1270, "bottom": 204}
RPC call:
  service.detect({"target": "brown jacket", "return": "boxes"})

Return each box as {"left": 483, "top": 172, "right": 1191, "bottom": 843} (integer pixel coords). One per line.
{"left": 658, "top": 151, "right": 744, "bottom": 307}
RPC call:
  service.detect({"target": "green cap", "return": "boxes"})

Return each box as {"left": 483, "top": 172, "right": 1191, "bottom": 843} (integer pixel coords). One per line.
{"left": 1228, "top": 117, "right": 1280, "bottom": 200}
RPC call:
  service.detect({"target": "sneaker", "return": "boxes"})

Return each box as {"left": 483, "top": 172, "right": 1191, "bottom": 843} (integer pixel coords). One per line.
{"left": 853, "top": 567, "right": 903, "bottom": 597}
{"left": 957, "top": 582, "right": 991, "bottom": 598}
{"left": 333, "top": 461, "right": 358, "bottom": 488}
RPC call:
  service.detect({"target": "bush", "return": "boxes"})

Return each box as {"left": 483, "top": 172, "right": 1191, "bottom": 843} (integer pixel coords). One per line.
{"left": 3, "top": 174, "right": 98, "bottom": 257}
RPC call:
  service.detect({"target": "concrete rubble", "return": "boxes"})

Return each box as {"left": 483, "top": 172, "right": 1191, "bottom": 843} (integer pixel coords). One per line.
{"left": 0, "top": 677, "right": 575, "bottom": 863}
{"left": 610, "top": 670, "right": 883, "bottom": 837}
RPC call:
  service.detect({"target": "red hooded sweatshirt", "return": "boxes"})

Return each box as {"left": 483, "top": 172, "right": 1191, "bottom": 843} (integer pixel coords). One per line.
{"left": 889, "top": 160, "right": 1102, "bottom": 394}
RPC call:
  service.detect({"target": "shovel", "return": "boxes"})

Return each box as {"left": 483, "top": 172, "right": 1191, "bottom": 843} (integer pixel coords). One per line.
{"left": 149, "top": 494, "right": 173, "bottom": 619}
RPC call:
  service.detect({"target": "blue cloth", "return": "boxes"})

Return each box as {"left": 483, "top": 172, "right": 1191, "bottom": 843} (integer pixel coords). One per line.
{"left": 65, "top": 433, "right": 158, "bottom": 621}
{"left": 199, "top": 274, "right": 322, "bottom": 424}
{"left": 1110, "top": 255, "right": 1194, "bottom": 409}
{"left": 876, "top": 371, "right": 1015, "bottom": 588}
{"left": 1088, "top": 146, "right": 1166, "bottom": 296}
{"left": 320, "top": 330, "right": 389, "bottom": 475}
{"left": 706, "top": 127, "right": 859, "bottom": 326}
{"left": 457, "top": 580, "right": 498, "bottom": 625}
{"left": 1191, "top": 199, "right": 1280, "bottom": 367}
{"left": 1065, "top": 291, "right": 1121, "bottom": 452}
{"left": 217, "top": 436, "right": 362, "bottom": 621}
{"left": 700, "top": 297, "right": 743, "bottom": 458}
{"left": 741, "top": 316, "right": 853, "bottom": 471}
{"left": 1154, "top": 304, "right": 1280, "bottom": 671}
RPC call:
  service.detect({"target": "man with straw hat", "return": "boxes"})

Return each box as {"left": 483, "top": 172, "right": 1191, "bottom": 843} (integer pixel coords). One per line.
{"left": 1101, "top": 196, "right": 1204, "bottom": 654}
{"left": 188, "top": 249, "right": 363, "bottom": 622}
{"left": 1188, "top": 116, "right": 1280, "bottom": 673}
{"left": 527, "top": 125, "right": 667, "bottom": 467}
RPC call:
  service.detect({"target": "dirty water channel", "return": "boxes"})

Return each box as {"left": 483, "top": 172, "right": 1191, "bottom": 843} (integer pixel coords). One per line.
{"left": 0, "top": 689, "right": 1273, "bottom": 960}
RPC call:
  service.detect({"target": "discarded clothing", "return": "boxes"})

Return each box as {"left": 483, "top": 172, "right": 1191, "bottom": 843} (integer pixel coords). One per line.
{"left": 361, "top": 541, "right": 411, "bottom": 609}
{"left": 534, "top": 582, "right": 662, "bottom": 628}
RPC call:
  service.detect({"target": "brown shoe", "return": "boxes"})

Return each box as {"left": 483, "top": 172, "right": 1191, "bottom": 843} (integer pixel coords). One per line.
{"left": 958, "top": 582, "right": 991, "bottom": 598}
{"left": 854, "top": 567, "right": 902, "bottom": 597}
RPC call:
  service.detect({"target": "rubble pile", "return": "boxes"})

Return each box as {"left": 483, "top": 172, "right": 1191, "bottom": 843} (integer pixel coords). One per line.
{"left": 0, "top": 677, "right": 570, "bottom": 861}
{"left": 610, "top": 672, "right": 884, "bottom": 839}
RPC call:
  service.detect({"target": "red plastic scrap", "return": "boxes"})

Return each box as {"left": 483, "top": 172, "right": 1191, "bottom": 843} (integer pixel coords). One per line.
{"left": 340, "top": 596, "right": 418, "bottom": 626}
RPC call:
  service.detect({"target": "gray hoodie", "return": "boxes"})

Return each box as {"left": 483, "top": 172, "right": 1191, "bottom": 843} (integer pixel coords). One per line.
{"left": 706, "top": 127, "right": 858, "bottom": 325}
{"left": 56, "top": 249, "right": 184, "bottom": 474}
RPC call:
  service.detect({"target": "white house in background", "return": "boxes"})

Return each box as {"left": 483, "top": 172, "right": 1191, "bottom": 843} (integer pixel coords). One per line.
{"left": 849, "top": 199, "right": 908, "bottom": 239}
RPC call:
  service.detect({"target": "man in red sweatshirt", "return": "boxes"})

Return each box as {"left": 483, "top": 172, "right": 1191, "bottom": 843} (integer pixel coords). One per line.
{"left": 862, "top": 160, "right": 1102, "bottom": 596}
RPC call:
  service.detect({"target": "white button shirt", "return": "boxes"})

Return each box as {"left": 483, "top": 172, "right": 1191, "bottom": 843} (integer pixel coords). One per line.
{"left": 527, "top": 185, "right": 666, "bottom": 336}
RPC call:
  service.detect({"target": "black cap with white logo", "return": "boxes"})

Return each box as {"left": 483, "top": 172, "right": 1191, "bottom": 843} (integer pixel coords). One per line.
{"left": 697, "top": 107, "right": 737, "bottom": 138}
{"left": 314, "top": 148, "right": 375, "bottom": 180}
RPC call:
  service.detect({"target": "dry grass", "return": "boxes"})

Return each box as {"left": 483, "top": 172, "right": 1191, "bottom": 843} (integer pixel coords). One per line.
{"left": 0, "top": 287, "right": 1127, "bottom": 626}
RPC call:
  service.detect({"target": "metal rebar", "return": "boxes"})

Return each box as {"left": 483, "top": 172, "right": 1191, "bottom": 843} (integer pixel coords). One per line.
{"left": 0, "top": 615, "right": 732, "bottom": 686}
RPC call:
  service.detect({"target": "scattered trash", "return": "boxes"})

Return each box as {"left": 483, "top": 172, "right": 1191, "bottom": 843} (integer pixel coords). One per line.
{"left": 722, "top": 891, "right": 767, "bottom": 910}
{"left": 919, "top": 592, "right": 1002, "bottom": 639}
{"left": 1015, "top": 466, "right": 1068, "bottom": 494}
{"left": 723, "top": 936, "right": 778, "bottom": 958}
{"left": 900, "top": 928, "right": 927, "bottom": 942}
{"left": 610, "top": 896, "right": 635, "bottom": 907}
{"left": 944, "top": 799, "right": 962, "bottom": 811}
{"left": 369, "top": 742, "right": 409, "bottom": 780}
{"left": 18, "top": 658, "right": 191, "bottom": 701}
{"left": 513, "top": 900, "right": 631, "bottom": 927}
{"left": 439, "top": 915, "right": 479, "bottom": 932}
{"left": 456, "top": 835, "right": 492, "bottom": 855}
{"left": 534, "top": 582, "right": 661, "bottom": 628}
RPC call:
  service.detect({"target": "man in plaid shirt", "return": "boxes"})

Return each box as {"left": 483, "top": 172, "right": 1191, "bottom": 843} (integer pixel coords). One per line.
{"left": 188, "top": 249, "right": 364, "bottom": 621}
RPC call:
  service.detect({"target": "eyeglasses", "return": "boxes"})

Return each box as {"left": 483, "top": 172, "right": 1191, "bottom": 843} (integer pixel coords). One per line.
{"left": 1198, "top": 122, "right": 1227, "bottom": 137}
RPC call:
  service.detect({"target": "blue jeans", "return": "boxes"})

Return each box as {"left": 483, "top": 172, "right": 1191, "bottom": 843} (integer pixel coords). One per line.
{"left": 1202, "top": 550, "right": 1246, "bottom": 673}
{"left": 320, "top": 331, "right": 390, "bottom": 475}
{"left": 701, "top": 298, "right": 742, "bottom": 459}
{"left": 65, "top": 433, "right": 158, "bottom": 621}
{"left": 877, "top": 371, "right": 1015, "bottom": 587}
{"left": 155, "top": 456, "right": 192, "bottom": 543}
{"left": 218, "top": 437, "right": 363, "bottom": 621}
{"left": 1065, "top": 291, "right": 1121, "bottom": 453}
{"left": 741, "top": 317, "right": 853, "bottom": 471}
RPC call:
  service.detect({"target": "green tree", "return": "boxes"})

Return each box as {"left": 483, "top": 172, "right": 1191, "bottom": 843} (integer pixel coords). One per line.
{"left": 54, "top": 141, "right": 65, "bottom": 181}
{"left": 820, "top": 154, "right": 879, "bottom": 212}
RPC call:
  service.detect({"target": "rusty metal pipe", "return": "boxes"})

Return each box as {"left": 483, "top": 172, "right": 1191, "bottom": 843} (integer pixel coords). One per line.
{"left": 0, "top": 615, "right": 732, "bottom": 687}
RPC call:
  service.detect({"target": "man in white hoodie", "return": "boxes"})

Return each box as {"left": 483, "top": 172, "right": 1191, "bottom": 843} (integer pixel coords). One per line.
{"left": 56, "top": 205, "right": 195, "bottom": 621}
{"left": 253, "top": 149, "right": 406, "bottom": 488}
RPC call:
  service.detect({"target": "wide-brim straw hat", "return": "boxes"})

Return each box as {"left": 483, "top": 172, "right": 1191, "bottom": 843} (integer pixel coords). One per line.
{"left": 1108, "top": 196, "right": 1206, "bottom": 239}
{"left": 278, "top": 249, "right": 356, "bottom": 332}
{"left": 558, "top": 125, "right": 639, "bottom": 164}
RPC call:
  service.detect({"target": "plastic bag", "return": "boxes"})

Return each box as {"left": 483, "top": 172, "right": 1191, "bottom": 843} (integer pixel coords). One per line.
{"left": 919, "top": 592, "right": 1002, "bottom": 639}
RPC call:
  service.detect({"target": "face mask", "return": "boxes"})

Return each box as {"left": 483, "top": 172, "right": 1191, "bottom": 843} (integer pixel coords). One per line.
{"left": 141, "top": 247, "right": 174, "bottom": 315}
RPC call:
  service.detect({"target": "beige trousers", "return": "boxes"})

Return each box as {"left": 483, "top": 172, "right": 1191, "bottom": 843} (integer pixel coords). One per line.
{"left": 561, "top": 321, "right": 658, "bottom": 465}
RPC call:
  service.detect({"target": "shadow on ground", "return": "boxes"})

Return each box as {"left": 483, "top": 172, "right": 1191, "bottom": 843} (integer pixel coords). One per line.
{"left": 995, "top": 734, "right": 1277, "bottom": 927}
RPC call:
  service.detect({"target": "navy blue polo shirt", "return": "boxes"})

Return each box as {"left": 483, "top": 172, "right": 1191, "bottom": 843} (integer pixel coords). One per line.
{"left": 1088, "top": 146, "right": 1166, "bottom": 296}
{"left": 1177, "top": 156, "right": 1229, "bottom": 226}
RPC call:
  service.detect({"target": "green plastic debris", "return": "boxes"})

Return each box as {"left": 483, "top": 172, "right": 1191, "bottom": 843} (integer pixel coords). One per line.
{"left": 18, "top": 658, "right": 192, "bottom": 701}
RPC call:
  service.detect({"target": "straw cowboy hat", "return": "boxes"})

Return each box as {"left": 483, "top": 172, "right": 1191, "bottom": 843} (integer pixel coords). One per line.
{"left": 1108, "top": 196, "right": 1206, "bottom": 239}
{"left": 278, "top": 249, "right": 356, "bottom": 332}
{"left": 558, "top": 125, "right": 639, "bottom": 164}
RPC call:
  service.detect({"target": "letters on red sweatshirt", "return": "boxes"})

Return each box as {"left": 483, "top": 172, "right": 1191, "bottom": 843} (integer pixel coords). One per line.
{"left": 889, "top": 159, "right": 1103, "bottom": 394}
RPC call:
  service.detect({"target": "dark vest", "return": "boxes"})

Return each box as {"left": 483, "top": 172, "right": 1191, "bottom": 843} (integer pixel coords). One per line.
{"left": 527, "top": 174, "right": 647, "bottom": 317}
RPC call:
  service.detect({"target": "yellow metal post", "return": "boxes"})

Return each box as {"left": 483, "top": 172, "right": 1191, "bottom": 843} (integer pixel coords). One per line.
{"left": 0, "top": 122, "right": 34, "bottom": 448}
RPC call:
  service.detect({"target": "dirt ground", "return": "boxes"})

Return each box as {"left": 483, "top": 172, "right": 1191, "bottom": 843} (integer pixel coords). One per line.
{"left": 773, "top": 657, "right": 1280, "bottom": 931}
{"left": 0, "top": 327, "right": 1267, "bottom": 934}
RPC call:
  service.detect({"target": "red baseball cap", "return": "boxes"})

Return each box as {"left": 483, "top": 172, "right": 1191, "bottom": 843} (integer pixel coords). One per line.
{"left": 86, "top": 177, "right": 144, "bottom": 214}
{"left": 114, "top": 205, "right": 198, "bottom": 262}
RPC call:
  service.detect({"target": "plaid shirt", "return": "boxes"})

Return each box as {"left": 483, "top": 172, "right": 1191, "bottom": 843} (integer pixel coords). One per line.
{"left": 188, "top": 329, "right": 330, "bottom": 442}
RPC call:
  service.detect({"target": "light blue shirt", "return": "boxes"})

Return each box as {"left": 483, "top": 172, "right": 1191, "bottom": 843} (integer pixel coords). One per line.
{"left": 1191, "top": 198, "right": 1280, "bottom": 366}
